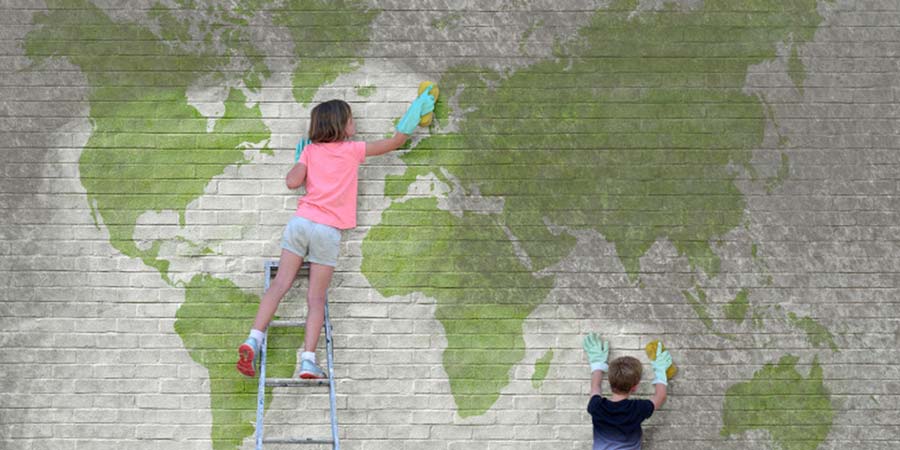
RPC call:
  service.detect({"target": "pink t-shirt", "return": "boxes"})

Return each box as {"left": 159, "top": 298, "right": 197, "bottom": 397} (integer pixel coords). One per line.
{"left": 295, "top": 140, "right": 366, "bottom": 229}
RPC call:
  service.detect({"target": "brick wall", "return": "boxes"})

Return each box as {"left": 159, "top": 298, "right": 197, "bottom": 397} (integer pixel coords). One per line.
{"left": 2, "top": 1, "right": 900, "bottom": 449}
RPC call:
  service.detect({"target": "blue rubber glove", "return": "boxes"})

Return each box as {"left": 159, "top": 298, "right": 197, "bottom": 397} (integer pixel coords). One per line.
{"left": 419, "top": 85, "right": 435, "bottom": 115}
{"left": 295, "top": 137, "right": 310, "bottom": 162}
{"left": 395, "top": 85, "right": 435, "bottom": 134}
{"left": 582, "top": 333, "right": 609, "bottom": 372}
{"left": 651, "top": 345, "right": 673, "bottom": 385}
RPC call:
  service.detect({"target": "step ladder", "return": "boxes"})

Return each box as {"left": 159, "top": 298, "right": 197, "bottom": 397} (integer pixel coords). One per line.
{"left": 255, "top": 260, "right": 340, "bottom": 449}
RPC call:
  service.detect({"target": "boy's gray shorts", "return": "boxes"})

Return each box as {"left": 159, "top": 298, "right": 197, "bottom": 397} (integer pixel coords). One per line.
{"left": 280, "top": 216, "right": 342, "bottom": 267}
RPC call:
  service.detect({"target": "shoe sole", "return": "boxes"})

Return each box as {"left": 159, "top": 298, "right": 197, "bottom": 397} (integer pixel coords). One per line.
{"left": 298, "top": 371, "right": 325, "bottom": 379}
{"left": 237, "top": 343, "right": 256, "bottom": 377}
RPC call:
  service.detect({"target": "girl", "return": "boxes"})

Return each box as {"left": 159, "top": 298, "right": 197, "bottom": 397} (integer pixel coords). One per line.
{"left": 238, "top": 87, "right": 435, "bottom": 378}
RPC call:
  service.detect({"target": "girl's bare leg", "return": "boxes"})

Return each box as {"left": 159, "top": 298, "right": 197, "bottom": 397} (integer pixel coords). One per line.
{"left": 303, "top": 262, "right": 335, "bottom": 352}
{"left": 252, "top": 249, "right": 303, "bottom": 331}
{"left": 238, "top": 250, "right": 303, "bottom": 377}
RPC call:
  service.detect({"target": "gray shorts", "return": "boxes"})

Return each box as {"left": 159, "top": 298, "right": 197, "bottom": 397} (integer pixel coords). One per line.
{"left": 280, "top": 216, "right": 342, "bottom": 267}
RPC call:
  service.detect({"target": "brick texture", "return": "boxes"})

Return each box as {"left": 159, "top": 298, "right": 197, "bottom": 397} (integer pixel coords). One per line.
{"left": 2, "top": 1, "right": 900, "bottom": 449}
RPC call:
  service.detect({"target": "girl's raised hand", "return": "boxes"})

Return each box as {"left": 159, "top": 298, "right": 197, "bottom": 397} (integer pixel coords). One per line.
{"left": 396, "top": 86, "right": 436, "bottom": 134}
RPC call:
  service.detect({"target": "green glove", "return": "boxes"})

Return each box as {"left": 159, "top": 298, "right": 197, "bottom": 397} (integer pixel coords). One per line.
{"left": 396, "top": 85, "right": 435, "bottom": 134}
{"left": 582, "top": 333, "right": 609, "bottom": 372}
{"left": 651, "top": 345, "right": 673, "bottom": 385}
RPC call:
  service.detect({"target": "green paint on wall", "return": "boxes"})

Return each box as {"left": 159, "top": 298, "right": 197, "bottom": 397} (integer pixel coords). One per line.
{"left": 532, "top": 349, "right": 553, "bottom": 389}
{"left": 25, "top": 3, "right": 304, "bottom": 448}
{"left": 721, "top": 355, "right": 834, "bottom": 450}
{"left": 363, "top": 0, "right": 825, "bottom": 415}
{"left": 431, "top": 12, "right": 462, "bottom": 30}
{"left": 149, "top": 2, "right": 192, "bottom": 43}
{"left": 272, "top": 0, "right": 379, "bottom": 105}
{"left": 683, "top": 286, "right": 736, "bottom": 339}
{"left": 431, "top": 83, "right": 454, "bottom": 127}
{"left": 174, "top": 236, "right": 217, "bottom": 256}
{"left": 26, "top": 0, "right": 270, "bottom": 277}
{"left": 519, "top": 19, "right": 544, "bottom": 54}
{"left": 361, "top": 198, "right": 553, "bottom": 416}
{"left": 766, "top": 153, "right": 791, "bottom": 193}
{"left": 752, "top": 306, "right": 765, "bottom": 329}
{"left": 725, "top": 288, "right": 750, "bottom": 324}
{"left": 149, "top": 0, "right": 272, "bottom": 91}
{"left": 355, "top": 84, "right": 377, "bottom": 97}
{"left": 788, "top": 45, "right": 806, "bottom": 92}
{"left": 175, "top": 275, "right": 304, "bottom": 450}
{"left": 683, "top": 287, "right": 712, "bottom": 329}
{"left": 384, "top": 0, "right": 825, "bottom": 280}
{"left": 789, "top": 312, "right": 838, "bottom": 352}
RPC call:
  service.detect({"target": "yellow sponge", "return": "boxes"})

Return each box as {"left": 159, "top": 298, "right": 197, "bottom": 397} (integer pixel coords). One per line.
{"left": 645, "top": 340, "right": 677, "bottom": 380}
{"left": 418, "top": 81, "right": 439, "bottom": 127}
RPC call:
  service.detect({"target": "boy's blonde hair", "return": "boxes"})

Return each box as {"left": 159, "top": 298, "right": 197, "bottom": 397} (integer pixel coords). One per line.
{"left": 309, "top": 99, "right": 352, "bottom": 143}
{"left": 608, "top": 356, "right": 642, "bottom": 394}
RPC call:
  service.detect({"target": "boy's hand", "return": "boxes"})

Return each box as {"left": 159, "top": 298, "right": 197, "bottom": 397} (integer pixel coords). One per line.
{"left": 651, "top": 345, "right": 673, "bottom": 385}
{"left": 582, "top": 333, "right": 609, "bottom": 372}
{"left": 396, "top": 86, "right": 436, "bottom": 134}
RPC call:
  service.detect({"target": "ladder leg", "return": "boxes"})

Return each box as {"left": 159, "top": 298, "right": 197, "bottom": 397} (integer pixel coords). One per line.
{"left": 255, "top": 261, "right": 273, "bottom": 450}
{"left": 255, "top": 333, "right": 268, "bottom": 450}
{"left": 325, "top": 298, "right": 340, "bottom": 450}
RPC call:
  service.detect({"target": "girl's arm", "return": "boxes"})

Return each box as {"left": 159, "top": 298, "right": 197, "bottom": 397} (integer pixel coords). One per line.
{"left": 365, "top": 132, "right": 409, "bottom": 157}
{"left": 286, "top": 163, "right": 307, "bottom": 190}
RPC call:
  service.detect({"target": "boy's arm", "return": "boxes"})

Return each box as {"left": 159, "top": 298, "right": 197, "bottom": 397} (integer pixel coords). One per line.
{"left": 649, "top": 383, "right": 667, "bottom": 410}
{"left": 286, "top": 163, "right": 307, "bottom": 189}
{"left": 365, "top": 132, "right": 409, "bottom": 157}
{"left": 590, "top": 369, "right": 603, "bottom": 397}
{"left": 583, "top": 333, "right": 609, "bottom": 397}
{"left": 649, "top": 345, "right": 673, "bottom": 410}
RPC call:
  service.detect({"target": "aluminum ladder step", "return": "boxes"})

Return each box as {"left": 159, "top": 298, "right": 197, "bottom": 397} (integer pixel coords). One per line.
{"left": 265, "top": 377, "right": 329, "bottom": 387}
{"left": 263, "top": 437, "right": 334, "bottom": 445}
{"left": 270, "top": 320, "right": 306, "bottom": 328}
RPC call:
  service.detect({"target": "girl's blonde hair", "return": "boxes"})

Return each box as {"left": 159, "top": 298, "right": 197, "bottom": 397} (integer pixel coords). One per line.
{"left": 308, "top": 99, "right": 352, "bottom": 143}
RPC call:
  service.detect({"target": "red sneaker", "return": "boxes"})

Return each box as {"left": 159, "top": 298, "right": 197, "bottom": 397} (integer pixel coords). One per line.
{"left": 236, "top": 337, "right": 259, "bottom": 377}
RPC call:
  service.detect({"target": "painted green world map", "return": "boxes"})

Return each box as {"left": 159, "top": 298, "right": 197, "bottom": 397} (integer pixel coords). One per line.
{"left": 26, "top": 0, "right": 836, "bottom": 449}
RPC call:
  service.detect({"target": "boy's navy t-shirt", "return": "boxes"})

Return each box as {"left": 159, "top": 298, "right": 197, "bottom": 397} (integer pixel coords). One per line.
{"left": 587, "top": 395, "right": 655, "bottom": 450}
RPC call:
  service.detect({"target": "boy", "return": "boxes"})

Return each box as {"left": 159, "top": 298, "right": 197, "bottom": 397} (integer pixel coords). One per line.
{"left": 582, "top": 333, "right": 672, "bottom": 450}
